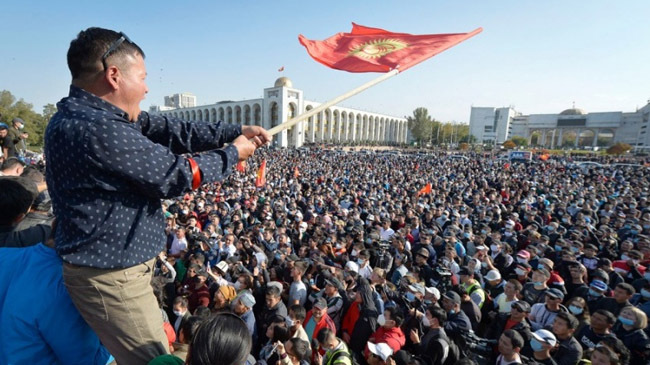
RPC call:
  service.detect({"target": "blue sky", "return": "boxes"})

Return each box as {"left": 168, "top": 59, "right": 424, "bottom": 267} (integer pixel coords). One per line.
{"left": 1, "top": 1, "right": 648, "bottom": 123}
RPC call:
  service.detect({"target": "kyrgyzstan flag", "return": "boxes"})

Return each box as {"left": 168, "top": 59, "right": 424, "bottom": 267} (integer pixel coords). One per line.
{"left": 299, "top": 23, "right": 482, "bottom": 73}
{"left": 236, "top": 161, "right": 246, "bottom": 172}
{"left": 255, "top": 160, "right": 267, "bottom": 187}
{"left": 417, "top": 183, "right": 432, "bottom": 195}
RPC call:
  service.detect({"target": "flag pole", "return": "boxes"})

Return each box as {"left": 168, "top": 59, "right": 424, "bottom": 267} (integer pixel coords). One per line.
{"left": 267, "top": 68, "right": 399, "bottom": 137}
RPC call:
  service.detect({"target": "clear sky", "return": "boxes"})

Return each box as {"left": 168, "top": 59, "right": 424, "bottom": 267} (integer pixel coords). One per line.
{"left": 1, "top": 0, "right": 648, "bottom": 123}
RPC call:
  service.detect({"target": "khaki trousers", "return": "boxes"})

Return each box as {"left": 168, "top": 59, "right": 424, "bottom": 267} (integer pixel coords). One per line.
{"left": 63, "top": 258, "right": 169, "bottom": 365}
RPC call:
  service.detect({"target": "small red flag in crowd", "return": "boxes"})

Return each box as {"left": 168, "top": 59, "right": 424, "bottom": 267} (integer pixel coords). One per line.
{"left": 417, "top": 183, "right": 432, "bottom": 195}
{"left": 236, "top": 161, "right": 246, "bottom": 172}
{"left": 294, "top": 166, "right": 300, "bottom": 178}
{"left": 299, "top": 23, "right": 482, "bottom": 73}
{"left": 504, "top": 163, "right": 511, "bottom": 169}
{"left": 415, "top": 163, "right": 420, "bottom": 170}
{"left": 278, "top": 66, "right": 285, "bottom": 72}
{"left": 255, "top": 160, "right": 267, "bottom": 187}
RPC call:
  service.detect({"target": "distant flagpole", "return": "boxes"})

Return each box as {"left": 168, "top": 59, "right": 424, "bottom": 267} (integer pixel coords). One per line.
{"left": 268, "top": 69, "right": 399, "bottom": 137}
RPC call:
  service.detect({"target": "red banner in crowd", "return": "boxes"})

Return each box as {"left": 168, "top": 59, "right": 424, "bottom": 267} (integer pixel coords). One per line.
{"left": 417, "top": 183, "right": 432, "bottom": 195}
{"left": 298, "top": 23, "right": 482, "bottom": 73}
{"left": 255, "top": 160, "right": 267, "bottom": 187}
{"left": 236, "top": 161, "right": 246, "bottom": 172}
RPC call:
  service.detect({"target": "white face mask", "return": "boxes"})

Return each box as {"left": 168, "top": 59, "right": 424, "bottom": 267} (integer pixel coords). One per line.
{"left": 490, "top": 244, "right": 500, "bottom": 253}
{"left": 377, "top": 314, "right": 386, "bottom": 326}
{"left": 234, "top": 281, "right": 242, "bottom": 290}
{"left": 351, "top": 249, "right": 359, "bottom": 257}
{"left": 517, "top": 257, "right": 527, "bottom": 264}
{"left": 515, "top": 268, "right": 526, "bottom": 276}
{"left": 173, "top": 310, "right": 184, "bottom": 317}
{"left": 422, "top": 315, "right": 431, "bottom": 327}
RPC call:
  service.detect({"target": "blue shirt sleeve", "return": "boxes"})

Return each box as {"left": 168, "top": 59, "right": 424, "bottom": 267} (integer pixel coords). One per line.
{"left": 139, "top": 112, "right": 242, "bottom": 154}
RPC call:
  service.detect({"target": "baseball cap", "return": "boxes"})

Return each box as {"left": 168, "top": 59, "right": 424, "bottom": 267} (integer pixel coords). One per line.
{"left": 416, "top": 247, "right": 430, "bottom": 258}
{"left": 457, "top": 266, "right": 472, "bottom": 276}
{"left": 546, "top": 288, "right": 564, "bottom": 300}
{"left": 442, "top": 290, "right": 461, "bottom": 305}
{"left": 408, "top": 283, "right": 425, "bottom": 296}
{"left": 512, "top": 301, "right": 531, "bottom": 313}
{"left": 367, "top": 342, "right": 393, "bottom": 361}
{"left": 425, "top": 287, "right": 440, "bottom": 300}
{"left": 538, "top": 258, "right": 554, "bottom": 270}
{"left": 314, "top": 297, "right": 328, "bottom": 310}
{"left": 531, "top": 329, "right": 557, "bottom": 347}
{"left": 516, "top": 250, "right": 531, "bottom": 260}
{"left": 484, "top": 269, "right": 501, "bottom": 281}
{"left": 345, "top": 261, "right": 359, "bottom": 274}
{"left": 325, "top": 277, "right": 342, "bottom": 290}
{"left": 590, "top": 280, "right": 608, "bottom": 292}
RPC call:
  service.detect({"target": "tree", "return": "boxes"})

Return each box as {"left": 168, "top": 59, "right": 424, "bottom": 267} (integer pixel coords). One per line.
{"left": 0, "top": 90, "right": 52, "bottom": 149}
{"left": 406, "top": 107, "right": 434, "bottom": 144}
{"left": 607, "top": 143, "right": 632, "bottom": 155}
{"left": 459, "top": 142, "right": 469, "bottom": 150}
{"left": 503, "top": 140, "right": 516, "bottom": 149}
{"left": 459, "top": 134, "right": 477, "bottom": 144}
{"left": 510, "top": 135, "right": 529, "bottom": 147}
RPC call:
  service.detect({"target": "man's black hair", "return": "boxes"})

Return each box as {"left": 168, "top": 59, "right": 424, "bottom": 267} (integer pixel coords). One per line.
{"left": 1, "top": 157, "right": 25, "bottom": 171}
{"left": 67, "top": 27, "right": 145, "bottom": 80}
{"left": 0, "top": 177, "right": 38, "bottom": 226}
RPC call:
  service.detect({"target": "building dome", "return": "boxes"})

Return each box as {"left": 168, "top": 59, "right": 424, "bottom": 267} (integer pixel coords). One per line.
{"left": 274, "top": 77, "right": 293, "bottom": 88}
{"left": 559, "top": 108, "right": 586, "bottom": 116}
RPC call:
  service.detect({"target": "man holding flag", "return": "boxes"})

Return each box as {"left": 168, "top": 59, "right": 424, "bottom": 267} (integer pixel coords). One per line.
{"left": 45, "top": 27, "right": 270, "bottom": 365}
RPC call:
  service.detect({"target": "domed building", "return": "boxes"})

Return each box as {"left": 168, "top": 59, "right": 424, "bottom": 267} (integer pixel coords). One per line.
{"left": 469, "top": 102, "right": 650, "bottom": 150}
{"left": 150, "top": 77, "right": 408, "bottom": 148}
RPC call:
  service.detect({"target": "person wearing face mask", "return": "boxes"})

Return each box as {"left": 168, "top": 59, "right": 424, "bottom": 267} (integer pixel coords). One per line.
{"left": 612, "top": 250, "right": 646, "bottom": 281}
{"left": 490, "top": 240, "right": 508, "bottom": 271}
{"left": 614, "top": 307, "right": 650, "bottom": 365}
{"left": 368, "top": 307, "right": 406, "bottom": 353}
{"left": 440, "top": 290, "right": 471, "bottom": 334}
{"left": 357, "top": 250, "right": 374, "bottom": 280}
{"left": 521, "top": 267, "right": 551, "bottom": 305}
{"left": 286, "top": 305, "right": 311, "bottom": 350}
{"left": 409, "top": 306, "right": 460, "bottom": 365}
{"left": 528, "top": 329, "right": 558, "bottom": 365}
{"left": 172, "top": 297, "right": 191, "bottom": 338}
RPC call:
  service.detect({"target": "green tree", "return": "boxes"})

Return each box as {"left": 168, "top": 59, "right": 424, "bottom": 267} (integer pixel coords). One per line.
{"left": 406, "top": 107, "right": 434, "bottom": 144}
{"left": 503, "top": 140, "right": 516, "bottom": 149}
{"left": 0, "top": 90, "right": 51, "bottom": 149}
{"left": 510, "top": 135, "right": 529, "bottom": 147}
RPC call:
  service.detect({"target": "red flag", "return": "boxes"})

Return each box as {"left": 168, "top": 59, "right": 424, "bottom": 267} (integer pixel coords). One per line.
{"left": 294, "top": 166, "right": 300, "bottom": 178}
{"left": 278, "top": 66, "right": 285, "bottom": 72}
{"left": 236, "top": 161, "right": 246, "bottom": 172}
{"left": 298, "top": 23, "right": 482, "bottom": 73}
{"left": 255, "top": 160, "right": 267, "bottom": 187}
{"left": 504, "top": 163, "right": 511, "bottom": 169}
{"left": 417, "top": 183, "right": 432, "bottom": 195}
{"left": 414, "top": 163, "right": 420, "bottom": 170}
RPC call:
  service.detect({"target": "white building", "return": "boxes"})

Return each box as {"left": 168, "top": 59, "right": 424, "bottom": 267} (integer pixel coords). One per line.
{"left": 165, "top": 93, "right": 196, "bottom": 108}
{"left": 149, "top": 77, "right": 408, "bottom": 148}
{"left": 469, "top": 102, "right": 650, "bottom": 149}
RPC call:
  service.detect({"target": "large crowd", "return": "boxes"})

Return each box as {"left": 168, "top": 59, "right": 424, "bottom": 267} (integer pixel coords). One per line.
{"left": 130, "top": 148, "right": 650, "bottom": 365}
{"left": 3, "top": 146, "right": 650, "bottom": 365}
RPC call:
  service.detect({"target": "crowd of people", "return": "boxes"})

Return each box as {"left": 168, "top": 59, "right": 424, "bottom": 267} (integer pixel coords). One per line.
{"left": 31, "top": 145, "right": 650, "bottom": 365}
{"left": 4, "top": 141, "right": 650, "bottom": 365}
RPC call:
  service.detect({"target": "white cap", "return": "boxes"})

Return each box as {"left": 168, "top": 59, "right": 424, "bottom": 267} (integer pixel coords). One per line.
{"left": 367, "top": 342, "right": 393, "bottom": 361}
{"left": 484, "top": 269, "right": 501, "bottom": 281}
{"left": 345, "top": 261, "right": 359, "bottom": 273}
{"left": 425, "top": 287, "right": 440, "bottom": 300}
{"left": 532, "top": 329, "right": 557, "bottom": 347}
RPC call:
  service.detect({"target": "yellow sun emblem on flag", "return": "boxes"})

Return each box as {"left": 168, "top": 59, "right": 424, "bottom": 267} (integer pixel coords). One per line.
{"left": 348, "top": 39, "right": 408, "bottom": 59}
